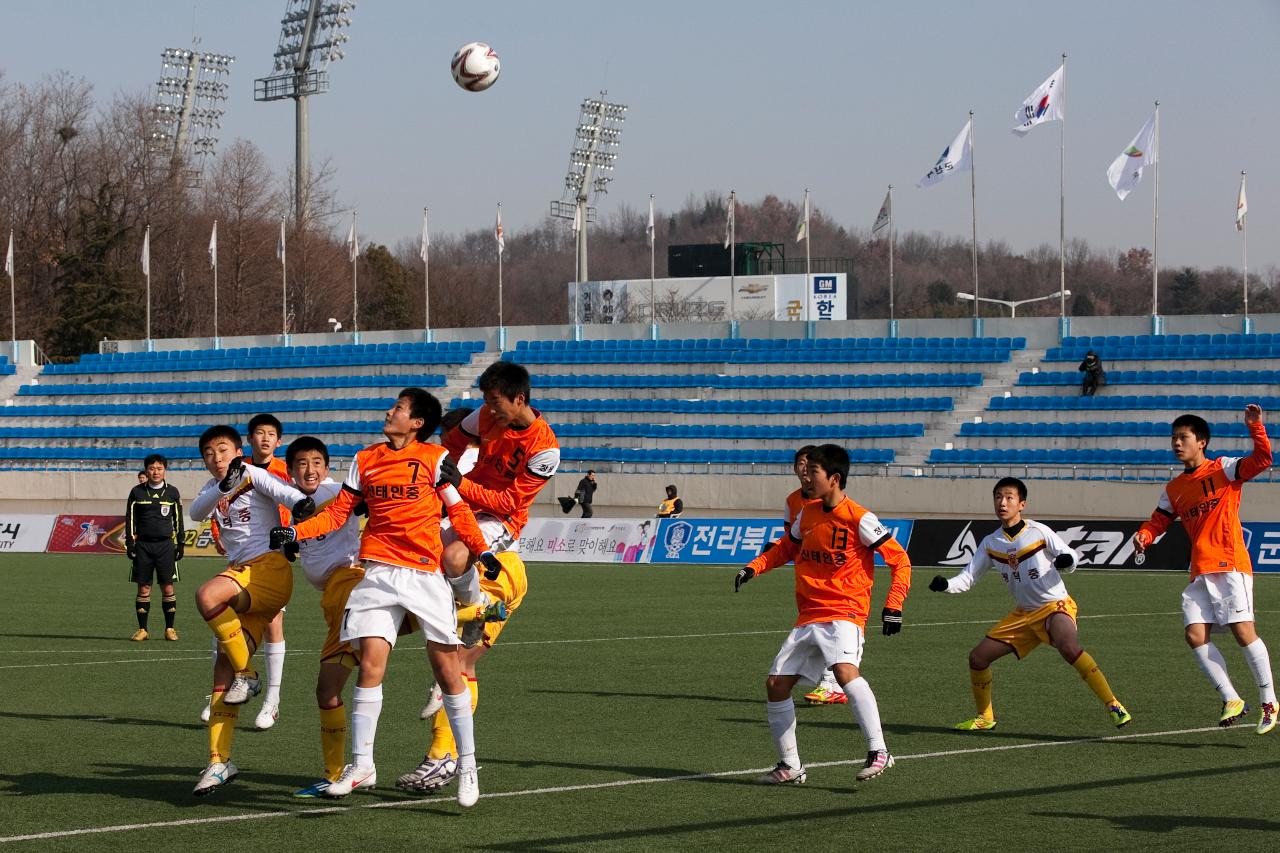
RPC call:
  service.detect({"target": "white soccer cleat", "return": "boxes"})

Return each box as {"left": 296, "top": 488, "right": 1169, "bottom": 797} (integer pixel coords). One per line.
{"left": 855, "top": 749, "right": 895, "bottom": 781}
{"left": 322, "top": 763, "right": 376, "bottom": 798}
{"left": 199, "top": 695, "right": 212, "bottom": 724}
{"left": 396, "top": 752, "right": 458, "bottom": 792}
{"left": 254, "top": 702, "right": 279, "bottom": 730}
{"left": 755, "top": 762, "right": 806, "bottom": 785}
{"left": 193, "top": 761, "right": 238, "bottom": 796}
{"left": 456, "top": 765, "right": 479, "bottom": 809}
{"left": 223, "top": 673, "right": 261, "bottom": 705}
{"left": 420, "top": 683, "right": 444, "bottom": 720}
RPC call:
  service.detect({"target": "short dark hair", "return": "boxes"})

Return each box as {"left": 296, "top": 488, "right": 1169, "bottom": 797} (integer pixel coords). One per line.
{"left": 794, "top": 444, "right": 817, "bottom": 464}
{"left": 665, "top": 484, "right": 678, "bottom": 497}
{"left": 478, "top": 360, "right": 531, "bottom": 403}
{"left": 993, "top": 477, "right": 1027, "bottom": 501}
{"left": 440, "top": 406, "right": 473, "bottom": 435}
{"left": 808, "top": 443, "right": 850, "bottom": 488}
{"left": 286, "top": 435, "right": 330, "bottom": 468}
{"left": 143, "top": 453, "right": 168, "bottom": 469}
{"left": 399, "top": 387, "right": 443, "bottom": 442}
{"left": 1172, "top": 414, "right": 1210, "bottom": 444}
{"left": 587, "top": 469, "right": 595, "bottom": 475}
{"left": 247, "top": 413, "right": 283, "bottom": 436}
{"left": 199, "top": 425, "right": 242, "bottom": 452}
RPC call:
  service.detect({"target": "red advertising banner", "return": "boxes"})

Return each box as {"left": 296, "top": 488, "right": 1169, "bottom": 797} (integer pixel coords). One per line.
{"left": 47, "top": 514, "right": 128, "bottom": 554}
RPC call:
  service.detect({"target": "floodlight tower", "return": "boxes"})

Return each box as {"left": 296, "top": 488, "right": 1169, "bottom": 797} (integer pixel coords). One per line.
{"left": 254, "top": 0, "right": 354, "bottom": 227}
{"left": 150, "top": 45, "right": 234, "bottom": 187}
{"left": 550, "top": 92, "right": 626, "bottom": 283}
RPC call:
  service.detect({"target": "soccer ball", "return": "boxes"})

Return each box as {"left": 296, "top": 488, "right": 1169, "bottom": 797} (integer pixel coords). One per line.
{"left": 451, "top": 42, "right": 500, "bottom": 92}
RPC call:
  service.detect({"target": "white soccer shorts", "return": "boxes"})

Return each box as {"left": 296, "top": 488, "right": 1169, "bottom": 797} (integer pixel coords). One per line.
{"left": 340, "top": 561, "right": 459, "bottom": 648}
{"left": 769, "top": 620, "right": 864, "bottom": 686}
{"left": 440, "top": 512, "right": 517, "bottom": 553}
{"left": 1182, "top": 571, "right": 1255, "bottom": 627}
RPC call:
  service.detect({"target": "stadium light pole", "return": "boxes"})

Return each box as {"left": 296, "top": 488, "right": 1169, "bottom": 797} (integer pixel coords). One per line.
{"left": 150, "top": 45, "right": 234, "bottom": 187}
{"left": 255, "top": 0, "right": 354, "bottom": 228}
{"left": 551, "top": 91, "right": 626, "bottom": 316}
{"left": 956, "top": 289, "right": 1070, "bottom": 319}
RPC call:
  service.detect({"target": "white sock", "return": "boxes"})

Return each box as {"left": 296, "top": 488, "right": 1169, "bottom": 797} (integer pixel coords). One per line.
{"left": 765, "top": 698, "right": 801, "bottom": 770}
{"left": 819, "top": 669, "right": 840, "bottom": 690}
{"left": 351, "top": 685, "right": 383, "bottom": 768}
{"left": 843, "top": 677, "right": 886, "bottom": 753}
{"left": 443, "top": 690, "right": 476, "bottom": 770}
{"left": 263, "top": 642, "right": 286, "bottom": 706}
{"left": 448, "top": 566, "right": 483, "bottom": 606}
{"left": 1192, "top": 642, "right": 1241, "bottom": 702}
{"left": 1240, "top": 638, "right": 1277, "bottom": 706}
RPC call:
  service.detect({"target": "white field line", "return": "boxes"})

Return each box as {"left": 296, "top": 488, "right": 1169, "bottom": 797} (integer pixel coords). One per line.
{"left": 0, "top": 723, "right": 1244, "bottom": 845}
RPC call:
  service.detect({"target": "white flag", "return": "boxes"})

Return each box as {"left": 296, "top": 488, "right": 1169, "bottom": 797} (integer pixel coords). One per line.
{"left": 276, "top": 218, "right": 286, "bottom": 264}
{"left": 1233, "top": 171, "right": 1244, "bottom": 229}
{"left": 208, "top": 221, "right": 218, "bottom": 268}
{"left": 646, "top": 197, "right": 655, "bottom": 248}
{"left": 1106, "top": 112, "right": 1158, "bottom": 201}
{"left": 140, "top": 226, "right": 150, "bottom": 277}
{"left": 872, "top": 190, "right": 892, "bottom": 236}
{"left": 918, "top": 119, "right": 973, "bottom": 188}
{"left": 346, "top": 218, "right": 359, "bottom": 262}
{"left": 571, "top": 205, "right": 581, "bottom": 234}
{"left": 723, "top": 193, "right": 735, "bottom": 249}
{"left": 495, "top": 206, "right": 505, "bottom": 256}
{"left": 420, "top": 209, "right": 430, "bottom": 262}
{"left": 1011, "top": 64, "right": 1065, "bottom": 136}
{"left": 795, "top": 191, "right": 809, "bottom": 243}
{"left": 3, "top": 231, "right": 12, "bottom": 278}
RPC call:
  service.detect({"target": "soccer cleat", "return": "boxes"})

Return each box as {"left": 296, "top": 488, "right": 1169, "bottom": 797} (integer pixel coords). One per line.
{"left": 199, "top": 696, "right": 211, "bottom": 724}
{"left": 482, "top": 599, "right": 509, "bottom": 622}
{"left": 1107, "top": 702, "right": 1132, "bottom": 728}
{"left": 1257, "top": 702, "right": 1277, "bottom": 735}
{"left": 397, "top": 753, "right": 458, "bottom": 792}
{"left": 293, "top": 779, "right": 332, "bottom": 798}
{"left": 1219, "top": 698, "right": 1249, "bottom": 727}
{"left": 130, "top": 628, "right": 149, "bottom": 642}
{"left": 954, "top": 717, "right": 997, "bottom": 731}
{"left": 420, "top": 683, "right": 444, "bottom": 720}
{"left": 223, "top": 672, "right": 261, "bottom": 706}
{"left": 855, "top": 749, "right": 895, "bottom": 781}
{"left": 755, "top": 762, "right": 807, "bottom": 785}
{"left": 193, "top": 761, "right": 238, "bottom": 796}
{"left": 456, "top": 766, "right": 479, "bottom": 809}
{"left": 803, "top": 685, "right": 848, "bottom": 705}
{"left": 254, "top": 702, "right": 279, "bottom": 731}
{"left": 164, "top": 628, "right": 179, "bottom": 641}
{"left": 322, "top": 763, "right": 377, "bottom": 798}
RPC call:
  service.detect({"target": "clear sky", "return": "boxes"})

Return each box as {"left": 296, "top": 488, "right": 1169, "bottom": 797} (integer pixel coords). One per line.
{"left": 3, "top": 0, "right": 1278, "bottom": 271}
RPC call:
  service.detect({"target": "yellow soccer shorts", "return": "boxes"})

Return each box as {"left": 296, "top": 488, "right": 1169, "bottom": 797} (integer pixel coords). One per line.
{"left": 218, "top": 551, "right": 293, "bottom": 649}
{"left": 476, "top": 551, "right": 529, "bottom": 648}
{"left": 986, "top": 596, "right": 1078, "bottom": 659}
{"left": 320, "top": 565, "right": 365, "bottom": 664}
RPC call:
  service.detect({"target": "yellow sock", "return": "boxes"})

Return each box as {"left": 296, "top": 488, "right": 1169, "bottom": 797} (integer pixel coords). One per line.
{"left": 319, "top": 705, "right": 347, "bottom": 781}
{"left": 969, "top": 667, "right": 994, "bottom": 721}
{"left": 1071, "top": 651, "right": 1117, "bottom": 705}
{"left": 208, "top": 690, "right": 240, "bottom": 764}
{"left": 427, "top": 674, "right": 479, "bottom": 760}
{"left": 206, "top": 606, "right": 251, "bottom": 673}
{"left": 455, "top": 604, "right": 485, "bottom": 624}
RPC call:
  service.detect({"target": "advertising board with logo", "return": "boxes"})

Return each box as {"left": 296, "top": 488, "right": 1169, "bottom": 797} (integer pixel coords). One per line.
{"left": 0, "top": 514, "right": 57, "bottom": 552}
{"left": 649, "top": 517, "right": 911, "bottom": 565}
{"left": 47, "top": 514, "right": 128, "bottom": 554}
{"left": 517, "top": 517, "right": 656, "bottom": 563}
{"left": 1243, "top": 523, "right": 1280, "bottom": 574}
{"left": 905, "top": 519, "right": 1191, "bottom": 570}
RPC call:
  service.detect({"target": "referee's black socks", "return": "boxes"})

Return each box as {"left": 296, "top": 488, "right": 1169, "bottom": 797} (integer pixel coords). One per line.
{"left": 135, "top": 594, "right": 151, "bottom": 630}
{"left": 162, "top": 594, "right": 177, "bottom": 630}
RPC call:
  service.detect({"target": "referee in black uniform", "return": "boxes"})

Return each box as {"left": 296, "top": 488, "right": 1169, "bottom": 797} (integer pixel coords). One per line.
{"left": 126, "top": 453, "right": 184, "bottom": 641}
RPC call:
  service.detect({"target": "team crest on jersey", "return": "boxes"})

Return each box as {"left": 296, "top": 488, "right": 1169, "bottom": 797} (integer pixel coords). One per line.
{"left": 1006, "top": 549, "right": 1018, "bottom": 569}
{"left": 160, "top": 504, "right": 170, "bottom": 517}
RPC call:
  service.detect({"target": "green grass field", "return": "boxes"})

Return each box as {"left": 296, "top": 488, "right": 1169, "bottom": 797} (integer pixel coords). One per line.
{"left": 2, "top": 554, "right": 1279, "bottom": 851}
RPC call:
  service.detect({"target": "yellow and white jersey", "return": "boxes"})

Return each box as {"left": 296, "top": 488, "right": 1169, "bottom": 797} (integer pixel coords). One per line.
{"left": 190, "top": 463, "right": 308, "bottom": 567}
{"left": 944, "top": 518, "right": 1076, "bottom": 610}
{"left": 297, "top": 480, "right": 362, "bottom": 591}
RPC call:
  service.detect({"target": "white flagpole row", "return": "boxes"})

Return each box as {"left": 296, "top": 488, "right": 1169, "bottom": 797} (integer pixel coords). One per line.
{"left": 1059, "top": 52, "right": 1067, "bottom": 319}
{"left": 1152, "top": 100, "right": 1160, "bottom": 317}
{"left": 969, "top": 111, "right": 979, "bottom": 319}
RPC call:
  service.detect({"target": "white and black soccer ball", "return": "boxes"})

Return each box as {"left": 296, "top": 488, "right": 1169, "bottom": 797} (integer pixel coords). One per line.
{"left": 451, "top": 42, "right": 500, "bottom": 92}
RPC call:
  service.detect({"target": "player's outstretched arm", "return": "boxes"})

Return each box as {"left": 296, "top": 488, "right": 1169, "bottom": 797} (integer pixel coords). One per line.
{"left": 189, "top": 478, "right": 226, "bottom": 522}
{"left": 1134, "top": 490, "right": 1175, "bottom": 554}
{"left": 1236, "top": 403, "right": 1273, "bottom": 481}
{"left": 292, "top": 485, "right": 359, "bottom": 543}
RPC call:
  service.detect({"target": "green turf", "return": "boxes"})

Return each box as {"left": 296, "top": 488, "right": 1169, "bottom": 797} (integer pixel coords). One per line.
{"left": 1, "top": 554, "right": 1278, "bottom": 850}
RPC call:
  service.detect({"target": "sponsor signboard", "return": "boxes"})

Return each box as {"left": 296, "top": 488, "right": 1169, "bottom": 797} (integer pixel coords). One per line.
{"left": 0, "top": 514, "right": 57, "bottom": 552}
{"left": 649, "top": 517, "right": 911, "bottom": 565}
{"left": 47, "top": 514, "right": 128, "bottom": 554}
{"left": 1243, "top": 523, "right": 1280, "bottom": 574}
{"left": 516, "top": 517, "right": 657, "bottom": 563}
{"left": 905, "top": 519, "right": 1191, "bottom": 570}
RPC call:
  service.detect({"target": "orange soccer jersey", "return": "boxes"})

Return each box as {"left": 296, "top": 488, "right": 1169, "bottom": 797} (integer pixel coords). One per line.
{"left": 292, "top": 440, "right": 487, "bottom": 572}
{"left": 1137, "top": 420, "right": 1272, "bottom": 579}
{"left": 748, "top": 496, "right": 912, "bottom": 628}
{"left": 444, "top": 407, "right": 560, "bottom": 537}
{"left": 784, "top": 488, "right": 817, "bottom": 526}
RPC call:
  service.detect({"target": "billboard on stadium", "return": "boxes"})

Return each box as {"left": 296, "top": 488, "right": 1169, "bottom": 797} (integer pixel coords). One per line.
{"left": 517, "top": 517, "right": 656, "bottom": 563}
{"left": 905, "top": 519, "right": 1192, "bottom": 570}
{"left": 647, "top": 517, "right": 912, "bottom": 565}
{"left": 567, "top": 275, "right": 847, "bottom": 323}
{"left": 0, "top": 514, "right": 57, "bottom": 552}
{"left": 47, "top": 514, "right": 128, "bottom": 554}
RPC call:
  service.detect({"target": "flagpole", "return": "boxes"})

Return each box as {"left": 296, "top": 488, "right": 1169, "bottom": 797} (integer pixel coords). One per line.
{"left": 1059, "top": 52, "right": 1067, "bottom": 318}
{"left": 649, "top": 194, "right": 656, "bottom": 325}
{"left": 1152, "top": 101, "right": 1160, "bottom": 317}
{"left": 1241, "top": 171, "right": 1249, "bottom": 320}
{"left": 497, "top": 202, "right": 504, "bottom": 331}
{"left": 804, "top": 188, "right": 811, "bottom": 323}
{"left": 729, "top": 190, "right": 736, "bottom": 322}
{"left": 212, "top": 221, "right": 219, "bottom": 342}
{"left": 968, "top": 111, "right": 978, "bottom": 320}
{"left": 280, "top": 217, "right": 288, "bottom": 338}
{"left": 7, "top": 230, "right": 15, "bottom": 352}
{"left": 423, "top": 207, "right": 430, "bottom": 331}
{"left": 144, "top": 225, "right": 152, "bottom": 342}
{"left": 351, "top": 210, "right": 359, "bottom": 336}
{"left": 888, "top": 185, "right": 895, "bottom": 323}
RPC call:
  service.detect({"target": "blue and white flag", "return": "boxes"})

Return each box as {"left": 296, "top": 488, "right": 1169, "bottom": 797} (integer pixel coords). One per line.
{"left": 918, "top": 119, "right": 972, "bottom": 188}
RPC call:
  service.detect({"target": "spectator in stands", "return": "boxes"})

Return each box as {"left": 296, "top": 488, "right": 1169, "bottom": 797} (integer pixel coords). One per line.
{"left": 126, "top": 454, "right": 184, "bottom": 642}
{"left": 1078, "top": 351, "right": 1106, "bottom": 397}
{"left": 657, "top": 485, "right": 683, "bottom": 518}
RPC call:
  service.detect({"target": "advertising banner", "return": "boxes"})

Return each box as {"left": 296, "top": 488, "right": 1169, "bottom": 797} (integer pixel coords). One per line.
{"left": 567, "top": 275, "right": 844, "bottom": 323}
{"left": 183, "top": 519, "right": 225, "bottom": 558}
{"left": 47, "top": 514, "right": 128, "bottom": 554}
{"left": 517, "top": 517, "right": 657, "bottom": 563}
{"left": 648, "top": 517, "right": 911, "bottom": 565}
{"left": 905, "top": 519, "right": 1191, "bottom": 570}
{"left": 1243, "top": 523, "right": 1280, "bottom": 574}
{"left": 0, "top": 514, "right": 57, "bottom": 552}
{"left": 773, "top": 274, "right": 849, "bottom": 322}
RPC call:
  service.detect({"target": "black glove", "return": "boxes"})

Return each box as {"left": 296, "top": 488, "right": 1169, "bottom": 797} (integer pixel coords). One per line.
{"left": 269, "top": 526, "right": 297, "bottom": 550}
{"left": 126, "top": 546, "right": 137, "bottom": 561}
{"left": 479, "top": 551, "right": 502, "bottom": 581}
{"left": 174, "top": 544, "right": 184, "bottom": 562}
{"left": 882, "top": 608, "right": 903, "bottom": 636}
{"left": 437, "top": 456, "right": 462, "bottom": 489}
{"left": 929, "top": 575, "right": 949, "bottom": 592}
{"left": 291, "top": 496, "right": 316, "bottom": 521}
{"left": 1053, "top": 552, "right": 1076, "bottom": 571}
{"left": 218, "top": 456, "right": 246, "bottom": 493}
{"left": 353, "top": 500, "right": 369, "bottom": 518}
{"left": 283, "top": 541, "right": 300, "bottom": 562}
{"left": 735, "top": 567, "right": 755, "bottom": 592}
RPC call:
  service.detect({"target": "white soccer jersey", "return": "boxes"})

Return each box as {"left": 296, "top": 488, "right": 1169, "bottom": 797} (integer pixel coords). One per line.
{"left": 297, "top": 480, "right": 362, "bottom": 590}
{"left": 457, "top": 446, "right": 478, "bottom": 475}
{"left": 190, "top": 463, "right": 307, "bottom": 567}
{"left": 944, "top": 519, "right": 1077, "bottom": 610}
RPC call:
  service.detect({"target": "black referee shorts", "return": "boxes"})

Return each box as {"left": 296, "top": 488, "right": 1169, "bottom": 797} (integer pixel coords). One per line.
{"left": 131, "top": 539, "right": 178, "bottom": 585}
